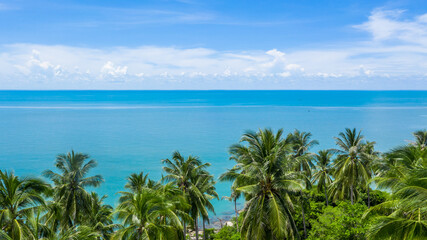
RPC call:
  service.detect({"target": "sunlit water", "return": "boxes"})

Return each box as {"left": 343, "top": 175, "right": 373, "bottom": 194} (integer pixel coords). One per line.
{"left": 0, "top": 90, "right": 426, "bottom": 218}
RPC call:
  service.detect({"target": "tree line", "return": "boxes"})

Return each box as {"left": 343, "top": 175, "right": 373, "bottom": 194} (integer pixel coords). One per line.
{"left": 0, "top": 128, "right": 426, "bottom": 239}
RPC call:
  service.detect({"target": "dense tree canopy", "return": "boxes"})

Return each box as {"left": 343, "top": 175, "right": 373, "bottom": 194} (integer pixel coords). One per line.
{"left": 0, "top": 129, "right": 426, "bottom": 240}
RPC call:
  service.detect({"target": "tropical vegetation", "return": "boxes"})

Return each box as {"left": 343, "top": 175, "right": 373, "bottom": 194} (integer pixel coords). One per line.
{"left": 0, "top": 128, "right": 425, "bottom": 239}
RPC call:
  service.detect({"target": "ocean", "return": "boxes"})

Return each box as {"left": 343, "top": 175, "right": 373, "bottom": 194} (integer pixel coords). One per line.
{"left": 0, "top": 90, "right": 426, "bottom": 217}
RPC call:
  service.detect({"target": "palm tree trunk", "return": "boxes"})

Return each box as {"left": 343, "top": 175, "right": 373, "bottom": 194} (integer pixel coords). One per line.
{"left": 324, "top": 184, "right": 329, "bottom": 206}
{"left": 234, "top": 198, "right": 239, "bottom": 231}
{"left": 367, "top": 186, "right": 370, "bottom": 208}
{"left": 300, "top": 190, "right": 307, "bottom": 239}
{"left": 195, "top": 217, "right": 199, "bottom": 240}
{"left": 203, "top": 218, "right": 206, "bottom": 240}
{"left": 350, "top": 185, "right": 354, "bottom": 205}
{"left": 183, "top": 222, "right": 187, "bottom": 239}
{"left": 278, "top": 196, "right": 300, "bottom": 240}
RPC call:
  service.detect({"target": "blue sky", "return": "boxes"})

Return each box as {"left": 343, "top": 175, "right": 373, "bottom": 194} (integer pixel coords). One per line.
{"left": 1, "top": 0, "right": 427, "bottom": 89}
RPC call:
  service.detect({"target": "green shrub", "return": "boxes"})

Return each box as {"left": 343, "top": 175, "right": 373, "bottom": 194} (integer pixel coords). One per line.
{"left": 307, "top": 201, "right": 369, "bottom": 240}
{"left": 213, "top": 226, "right": 240, "bottom": 240}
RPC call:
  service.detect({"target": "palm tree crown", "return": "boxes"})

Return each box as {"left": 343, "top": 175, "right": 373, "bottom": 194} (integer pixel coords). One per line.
{"left": 43, "top": 151, "right": 103, "bottom": 228}
{"left": 331, "top": 128, "right": 370, "bottom": 204}
{"left": 162, "top": 151, "right": 216, "bottom": 240}
{"left": 312, "top": 150, "right": 334, "bottom": 206}
{"left": 412, "top": 130, "right": 427, "bottom": 150}
{"left": 365, "top": 135, "right": 427, "bottom": 239}
{"left": 0, "top": 170, "right": 49, "bottom": 239}
{"left": 115, "top": 187, "right": 183, "bottom": 240}
{"left": 222, "top": 129, "right": 301, "bottom": 240}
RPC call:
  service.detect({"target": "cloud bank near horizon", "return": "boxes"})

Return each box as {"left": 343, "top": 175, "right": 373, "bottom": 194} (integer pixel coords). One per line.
{"left": 1, "top": 9, "right": 426, "bottom": 90}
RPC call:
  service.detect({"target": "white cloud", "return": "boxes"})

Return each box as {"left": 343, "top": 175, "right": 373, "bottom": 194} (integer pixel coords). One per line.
{"left": 262, "top": 49, "right": 287, "bottom": 70}
{"left": 13, "top": 50, "right": 63, "bottom": 80}
{"left": 314, "top": 72, "right": 343, "bottom": 78}
{"left": 266, "top": 49, "right": 285, "bottom": 58}
{"left": 101, "top": 61, "right": 128, "bottom": 78}
{"left": 358, "top": 65, "right": 374, "bottom": 76}
{"left": 356, "top": 9, "right": 427, "bottom": 46}
{"left": 277, "top": 72, "right": 291, "bottom": 77}
{"left": 285, "top": 64, "right": 304, "bottom": 72}
{"left": 0, "top": 9, "right": 427, "bottom": 89}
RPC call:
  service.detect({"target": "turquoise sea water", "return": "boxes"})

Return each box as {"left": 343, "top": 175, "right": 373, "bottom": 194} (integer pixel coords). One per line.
{"left": 0, "top": 90, "right": 426, "bottom": 217}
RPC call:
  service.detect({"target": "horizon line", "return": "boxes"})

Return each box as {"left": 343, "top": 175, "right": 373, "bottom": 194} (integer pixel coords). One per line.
{"left": 1, "top": 89, "right": 427, "bottom": 91}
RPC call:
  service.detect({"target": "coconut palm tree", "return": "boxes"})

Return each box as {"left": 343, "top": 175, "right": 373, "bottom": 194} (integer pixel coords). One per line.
{"left": 360, "top": 141, "right": 380, "bottom": 208}
{"left": 82, "top": 193, "right": 116, "bottom": 239}
{"left": 40, "top": 200, "right": 64, "bottom": 236}
{"left": 0, "top": 170, "right": 49, "bottom": 239}
{"left": 42, "top": 151, "right": 104, "bottom": 229}
{"left": 286, "top": 131, "right": 318, "bottom": 188}
{"left": 364, "top": 131, "right": 427, "bottom": 239}
{"left": 191, "top": 173, "right": 218, "bottom": 240}
{"left": 114, "top": 187, "right": 184, "bottom": 240}
{"left": 332, "top": 128, "right": 370, "bottom": 204}
{"left": 220, "top": 165, "right": 244, "bottom": 233}
{"left": 23, "top": 208, "right": 52, "bottom": 239}
{"left": 157, "top": 182, "right": 192, "bottom": 236}
{"left": 162, "top": 151, "right": 211, "bottom": 239}
{"left": 222, "top": 128, "right": 301, "bottom": 239}
{"left": 45, "top": 225, "right": 101, "bottom": 240}
{"left": 25, "top": 208, "right": 98, "bottom": 240}
{"left": 162, "top": 151, "right": 208, "bottom": 193}
{"left": 221, "top": 188, "right": 241, "bottom": 231}
{"left": 388, "top": 145, "right": 427, "bottom": 170}
{"left": 311, "top": 150, "right": 334, "bottom": 206}
{"left": 365, "top": 167, "right": 427, "bottom": 239}
{"left": 412, "top": 130, "right": 427, "bottom": 150}
{"left": 124, "top": 172, "right": 160, "bottom": 193}
{"left": 287, "top": 130, "right": 319, "bottom": 175}
{"left": 286, "top": 130, "right": 318, "bottom": 238}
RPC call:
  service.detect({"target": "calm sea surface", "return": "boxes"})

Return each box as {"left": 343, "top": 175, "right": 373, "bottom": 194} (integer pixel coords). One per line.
{"left": 0, "top": 90, "right": 426, "bottom": 217}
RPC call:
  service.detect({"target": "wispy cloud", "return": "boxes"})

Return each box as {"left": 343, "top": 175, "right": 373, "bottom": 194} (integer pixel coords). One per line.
{"left": 355, "top": 9, "right": 427, "bottom": 46}
{"left": 0, "top": 9, "right": 426, "bottom": 89}
{"left": 62, "top": 6, "right": 291, "bottom": 27}
{"left": 59, "top": 6, "right": 217, "bottom": 27}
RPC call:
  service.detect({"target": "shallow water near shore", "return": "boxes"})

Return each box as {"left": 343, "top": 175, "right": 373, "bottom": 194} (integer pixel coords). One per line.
{"left": 0, "top": 90, "right": 426, "bottom": 218}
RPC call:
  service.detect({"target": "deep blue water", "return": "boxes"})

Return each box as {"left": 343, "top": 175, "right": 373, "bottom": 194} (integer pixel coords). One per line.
{"left": 0, "top": 90, "right": 426, "bottom": 217}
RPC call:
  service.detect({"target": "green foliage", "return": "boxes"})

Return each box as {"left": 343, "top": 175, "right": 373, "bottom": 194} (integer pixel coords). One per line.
{"left": 307, "top": 200, "right": 327, "bottom": 220}
{"left": 292, "top": 189, "right": 328, "bottom": 237}
{"left": 203, "top": 228, "right": 216, "bottom": 239}
{"left": 311, "top": 150, "right": 333, "bottom": 206}
{"left": 222, "top": 129, "right": 302, "bottom": 239}
{"left": 331, "top": 128, "right": 371, "bottom": 204}
{"left": 213, "top": 226, "right": 240, "bottom": 240}
{"left": 360, "top": 189, "right": 389, "bottom": 207}
{"left": 0, "top": 170, "right": 49, "bottom": 239}
{"left": 114, "top": 187, "right": 183, "bottom": 240}
{"left": 1, "top": 129, "right": 426, "bottom": 240}
{"left": 365, "top": 135, "right": 427, "bottom": 240}
{"left": 307, "top": 201, "right": 369, "bottom": 240}
{"left": 42, "top": 150, "right": 104, "bottom": 229}
{"left": 162, "top": 151, "right": 218, "bottom": 239}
